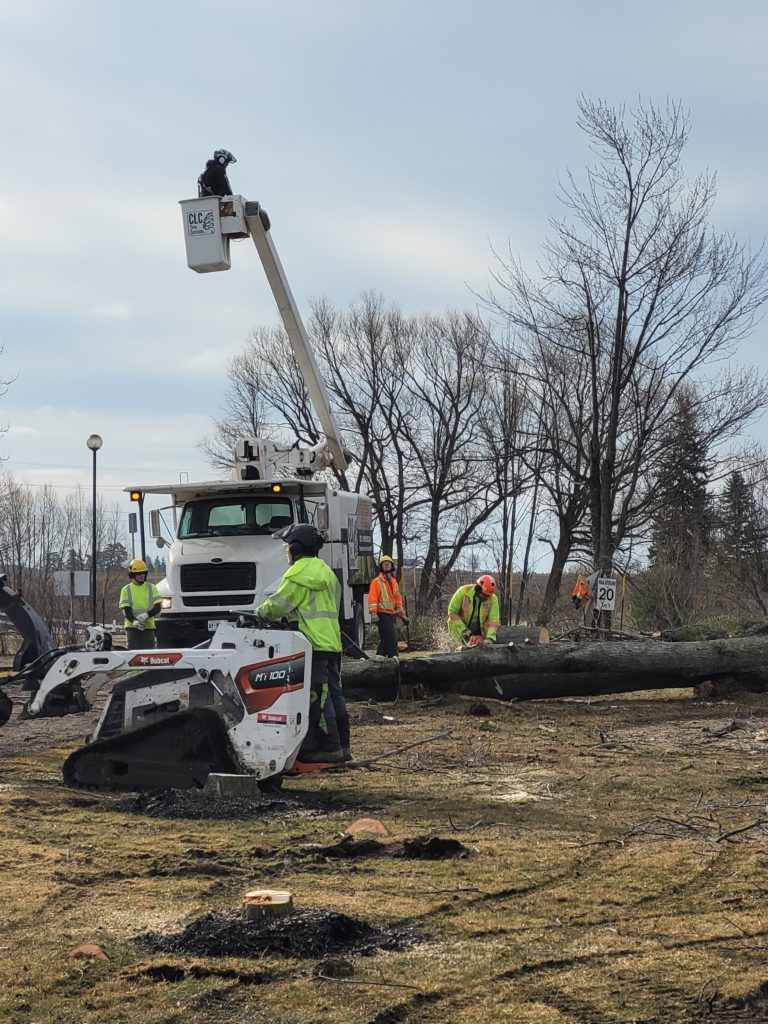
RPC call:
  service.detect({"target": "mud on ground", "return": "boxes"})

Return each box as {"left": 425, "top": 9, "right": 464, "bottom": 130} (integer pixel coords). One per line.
{"left": 1, "top": 678, "right": 767, "bottom": 1024}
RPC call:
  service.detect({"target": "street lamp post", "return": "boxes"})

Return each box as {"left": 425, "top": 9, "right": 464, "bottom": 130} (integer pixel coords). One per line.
{"left": 86, "top": 434, "right": 103, "bottom": 626}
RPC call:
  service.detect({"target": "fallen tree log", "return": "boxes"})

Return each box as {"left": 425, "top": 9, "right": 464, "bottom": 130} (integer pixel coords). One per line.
{"left": 343, "top": 637, "right": 768, "bottom": 702}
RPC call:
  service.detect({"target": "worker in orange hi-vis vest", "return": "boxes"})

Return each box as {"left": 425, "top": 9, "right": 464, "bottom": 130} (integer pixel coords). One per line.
{"left": 368, "top": 555, "right": 408, "bottom": 657}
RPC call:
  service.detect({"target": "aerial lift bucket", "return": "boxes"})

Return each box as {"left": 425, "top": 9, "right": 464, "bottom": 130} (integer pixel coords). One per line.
{"left": 179, "top": 196, "right": 232, "bottom": 272}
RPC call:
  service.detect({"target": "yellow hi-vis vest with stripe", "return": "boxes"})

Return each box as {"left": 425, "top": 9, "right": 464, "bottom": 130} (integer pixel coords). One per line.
{"left": 447, "top": 584, "right": 500, "bottom": 641}
{"left": 119, "top": 581, "right": 161, "bottom": 629}
{"left": 256, "top": 556, "right": 342, "bottom": 652}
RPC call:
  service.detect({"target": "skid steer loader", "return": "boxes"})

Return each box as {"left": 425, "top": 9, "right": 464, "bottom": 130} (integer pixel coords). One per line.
{"left": 23, "top": 618, "right": 314, "bottom": 791}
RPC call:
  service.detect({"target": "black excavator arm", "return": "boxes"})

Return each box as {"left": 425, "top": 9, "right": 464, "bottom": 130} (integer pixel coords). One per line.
{"left": 0, "top": 576, "right": 58, "bottom": 725}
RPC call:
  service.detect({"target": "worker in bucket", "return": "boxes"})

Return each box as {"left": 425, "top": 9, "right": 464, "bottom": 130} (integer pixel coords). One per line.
{"left": 447, "top": 575, "right": 500, "bottom": 648}
{"left": 119, "top": 559, "right": 162, "bottom": 650}
{"left": 255, "top": 523, "right": 351, "bottom": 763}
{"left": 368, "top": 554, "right": 408, "bottom": 658}
{"left": 197, "top": 149, "right": 237, "bottom": 198}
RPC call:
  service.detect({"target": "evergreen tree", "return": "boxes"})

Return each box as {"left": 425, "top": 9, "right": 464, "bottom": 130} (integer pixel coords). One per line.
{"left": 718, "top": 471, "right": 768, "bottom": 614}
{"left": 640, "top": 391, "right": 713, "bottom": 628}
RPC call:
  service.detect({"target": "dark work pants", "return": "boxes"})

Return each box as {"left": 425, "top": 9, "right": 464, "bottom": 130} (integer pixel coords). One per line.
{"left": 377, "top": 613, "right": 398, "bottom": 657}
{"left": 126, "top": 628, "right": 156, "bottom": 649}
{"left": 304, "top": 651, "right": 349, "bottom": 753}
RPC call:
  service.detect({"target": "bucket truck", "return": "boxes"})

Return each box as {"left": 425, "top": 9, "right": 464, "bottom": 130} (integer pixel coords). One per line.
{"left": 137, "top": 195, "right": 375, "bottom": 651}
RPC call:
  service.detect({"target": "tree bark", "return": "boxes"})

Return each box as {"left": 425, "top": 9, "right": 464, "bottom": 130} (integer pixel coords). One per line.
{"left": 343, "top": 637, "right": 768, "bottom": 702}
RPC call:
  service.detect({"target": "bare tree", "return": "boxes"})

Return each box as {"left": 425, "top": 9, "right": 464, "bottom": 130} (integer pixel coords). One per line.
{"left": 488, "top": 98, "right": 768, "bottom": 621}
{"left": 199, "top": 295, "right": 529, "bottom": 614}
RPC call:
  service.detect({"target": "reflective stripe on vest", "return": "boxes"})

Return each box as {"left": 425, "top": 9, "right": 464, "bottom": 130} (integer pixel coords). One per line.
{"left": 120, "top": 581, "right": 159, "bottom": 627}
{"left": 452, "top": 585, "right": 499, "bottom": 636}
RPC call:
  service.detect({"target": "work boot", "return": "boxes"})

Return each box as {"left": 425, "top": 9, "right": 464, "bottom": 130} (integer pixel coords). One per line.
{"left": 298, "top": 748, "right": 345, "bottom": 764}
{"left": 342, "top": 747, "right": 353, "bottom": 762}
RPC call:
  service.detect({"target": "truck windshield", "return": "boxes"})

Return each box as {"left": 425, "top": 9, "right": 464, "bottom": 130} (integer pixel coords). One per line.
{"left": 178, "top": 497, "right": 293, "bottom": 538}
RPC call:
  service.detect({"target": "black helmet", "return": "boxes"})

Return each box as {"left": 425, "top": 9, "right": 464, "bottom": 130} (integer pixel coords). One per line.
{"left": 213, "top": 149, "right": 236, "bottom": 165}
{"left": 273, "top": 522, "right": 324, "bottom": 553}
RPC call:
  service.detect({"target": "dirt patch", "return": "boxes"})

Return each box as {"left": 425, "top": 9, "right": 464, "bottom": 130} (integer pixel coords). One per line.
{"left": 0, "top": 679, "right": 113, "bottom": 759}
{"left": 292, "top": 834, "right": 469, "bottom": 862}
{"left": 696, "top": 981, "right": 768, "bottom": 1021}
{"left": 613, "top": 712, "right": 767, "bottom": 753}
{"left": 399, "top": 836, "right": 468, "bottom": 859}
{"left": 138, "top": 907, "right": 416, "bottom": 959}
{"left": 112, "top": 788, "right": 346, "bottom": 820}
{"left": 127, "top": 962, "right": 270, "bottom": 984}
{"left": 307, "top": 836, "right": 388, "bottom": 859}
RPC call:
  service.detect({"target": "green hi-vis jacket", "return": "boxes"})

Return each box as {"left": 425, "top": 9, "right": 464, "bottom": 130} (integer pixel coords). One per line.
{"left": 119, "top": 580, "right": 161, "bottom": 629}
{"left": 447, "top": 584, "right": 500, "bottom": 641}
{"left": 256, "top": 556, "right": 342, "bottom": 653}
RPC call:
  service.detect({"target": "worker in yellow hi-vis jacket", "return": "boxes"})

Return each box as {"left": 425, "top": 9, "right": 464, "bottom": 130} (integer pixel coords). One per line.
{"left": 447, "top": 575, "right": 500, "bottom": 648}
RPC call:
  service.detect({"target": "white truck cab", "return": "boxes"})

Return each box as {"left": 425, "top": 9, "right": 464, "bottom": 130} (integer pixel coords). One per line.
{"left": 142, "top": 476, "right": 374, "bottom": 650}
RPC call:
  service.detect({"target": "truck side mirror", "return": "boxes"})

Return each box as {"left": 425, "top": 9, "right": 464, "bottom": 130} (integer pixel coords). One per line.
{"left": 149, "top": 509, "right": 162, "bottom": 540}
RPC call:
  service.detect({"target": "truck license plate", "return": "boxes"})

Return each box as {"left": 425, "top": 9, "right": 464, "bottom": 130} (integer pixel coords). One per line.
{"left": 208, "top": 620, "right": 220, "bottom": 632}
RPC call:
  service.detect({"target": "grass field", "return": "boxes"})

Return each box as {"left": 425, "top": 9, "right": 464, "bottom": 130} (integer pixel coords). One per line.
{"left": 1, "top": 685, "right": 767, "bottom": 1023}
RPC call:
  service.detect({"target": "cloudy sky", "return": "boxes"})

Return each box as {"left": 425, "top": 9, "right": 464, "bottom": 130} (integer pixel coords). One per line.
{"left": 0, "top": 0, "right": 766, "bottom": 526}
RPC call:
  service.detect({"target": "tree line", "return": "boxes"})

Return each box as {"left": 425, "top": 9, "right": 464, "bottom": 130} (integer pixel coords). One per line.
{"left": 0, "top": 477, "right": 156, "bottom": 639}
{"left": 199, "top": 98, "right": 768, "bottom": 629}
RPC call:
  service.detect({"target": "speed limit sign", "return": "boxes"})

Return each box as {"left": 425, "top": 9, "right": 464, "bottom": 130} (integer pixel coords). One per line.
{"left": 594, "top": 577, "right": 617, "bottom": 611}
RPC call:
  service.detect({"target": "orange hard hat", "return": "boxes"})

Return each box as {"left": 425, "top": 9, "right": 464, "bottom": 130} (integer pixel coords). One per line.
{"left": 476, "top": 574, "right": 496, "bottom": 596}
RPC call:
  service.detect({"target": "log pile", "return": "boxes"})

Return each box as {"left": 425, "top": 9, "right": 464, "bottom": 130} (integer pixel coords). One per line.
{"left": 343, "top": 636, "right": 768, "bottom": 702}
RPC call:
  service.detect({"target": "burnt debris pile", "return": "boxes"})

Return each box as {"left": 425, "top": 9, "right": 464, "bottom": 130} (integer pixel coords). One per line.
{"left": 139, "top": 907, "right": 415, "bottom": 959}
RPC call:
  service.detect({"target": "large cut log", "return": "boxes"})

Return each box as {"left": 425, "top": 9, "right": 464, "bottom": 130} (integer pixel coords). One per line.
{"left": 343, "top": 637, "right": 768, "bottom": 702}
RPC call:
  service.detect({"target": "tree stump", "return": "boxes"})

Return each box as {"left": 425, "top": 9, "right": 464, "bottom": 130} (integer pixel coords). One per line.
{"left": 242, "top": 890, "right": 294, "bottom": 921}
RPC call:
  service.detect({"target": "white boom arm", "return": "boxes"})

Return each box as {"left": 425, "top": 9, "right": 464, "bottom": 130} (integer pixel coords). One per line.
{"left": 180, "top": 194, "right": 348, "bottom": 474}
{"left": 243, "top": 202, "right": 348, "bottom": 473}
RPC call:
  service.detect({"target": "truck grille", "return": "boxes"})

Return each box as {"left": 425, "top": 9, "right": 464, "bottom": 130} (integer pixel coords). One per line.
{"left": 183, "top": 594, "right": 254, "bottom": 607}
{"left": 180, "top": 562, "right": 256, "bottom": 592}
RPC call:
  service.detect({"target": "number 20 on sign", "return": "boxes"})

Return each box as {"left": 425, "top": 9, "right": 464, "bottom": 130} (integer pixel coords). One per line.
{"left": 594, "top": 578, "right": 617, "bottom": 611}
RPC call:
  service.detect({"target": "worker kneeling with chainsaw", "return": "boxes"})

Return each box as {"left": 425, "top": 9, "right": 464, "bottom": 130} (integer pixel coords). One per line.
{"left": 255, "top": 523, "right": 351, "bottom": 764}
{"left": 447, "top": 575, "right": 500, "bottom": 648}
{"left": 119, "top": 559, "right": 162, "bottom": 649}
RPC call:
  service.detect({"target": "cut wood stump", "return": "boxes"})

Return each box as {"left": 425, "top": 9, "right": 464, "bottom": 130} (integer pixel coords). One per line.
{"left": 242, "top": 889, "right": 294, "bottom": 920}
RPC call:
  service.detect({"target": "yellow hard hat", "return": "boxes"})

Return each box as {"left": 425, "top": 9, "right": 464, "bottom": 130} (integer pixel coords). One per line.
{"left": 378, "top": 554, "right": 395, "bottom": 568}
{"left": 129, "top": 558, "right": 148, "bottom": 574}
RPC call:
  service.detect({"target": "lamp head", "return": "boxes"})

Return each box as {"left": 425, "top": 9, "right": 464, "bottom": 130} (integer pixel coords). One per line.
{"left": 86, "top": 434, "right": 103, "bottom": 451}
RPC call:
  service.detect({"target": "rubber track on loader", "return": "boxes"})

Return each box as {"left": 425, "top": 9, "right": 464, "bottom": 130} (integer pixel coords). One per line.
{"left": 62, "top": 708, "right": 238, "bottom": 791}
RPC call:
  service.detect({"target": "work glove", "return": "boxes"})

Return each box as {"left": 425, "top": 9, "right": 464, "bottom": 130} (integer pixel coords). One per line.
{"left": 483, "top": 638, "right": 495, "bottom": 646}
{"left": 401, "top": 616, "right": 409, "bottom": 625}
{"left": 136, "top": 611, "right": 149, "bottom": 623}
{"left": 370, "top": 614, "right": 379, "bottom": 624}
{"left": 134, "top": 619, "right": 145, "bottom": 631}
{"left": 467, "top": 635, "right": 483, "bottom": 648}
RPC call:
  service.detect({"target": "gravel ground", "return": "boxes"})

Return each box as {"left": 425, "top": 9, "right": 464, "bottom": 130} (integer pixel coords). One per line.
{"left": 0, "top": 678, "right": 111, "bottom": 759}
